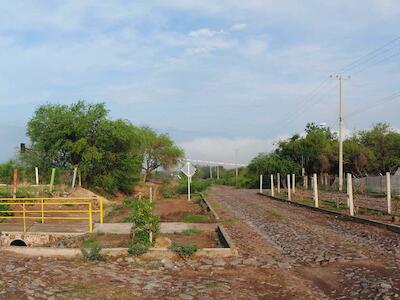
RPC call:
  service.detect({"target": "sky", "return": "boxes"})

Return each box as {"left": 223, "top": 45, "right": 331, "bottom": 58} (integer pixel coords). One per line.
{"left": 0, "top": 1, "right": 400, "bottom": 164}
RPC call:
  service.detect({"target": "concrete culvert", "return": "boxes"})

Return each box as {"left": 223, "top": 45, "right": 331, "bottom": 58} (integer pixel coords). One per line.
{"left": 10, "top": 239, "right": 27, "bottom": 246}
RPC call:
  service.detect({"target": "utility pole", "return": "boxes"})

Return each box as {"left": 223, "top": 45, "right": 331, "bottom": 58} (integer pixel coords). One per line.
{"left": 331, "top": 74, "right": 350, "bottom": 192}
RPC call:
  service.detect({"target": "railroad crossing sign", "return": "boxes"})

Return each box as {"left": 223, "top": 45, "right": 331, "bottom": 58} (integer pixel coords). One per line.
{"left": 180, "top": 162, "right": 196, "bottom": 201}
{"left": 181, "top": 162, "right": 196, "bottom": 178}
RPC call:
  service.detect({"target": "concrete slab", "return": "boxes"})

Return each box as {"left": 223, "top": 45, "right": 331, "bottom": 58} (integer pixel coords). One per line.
{"left": 94, "top": 222, "right": 217, "bottom": 234}
{"left": 0, "top": 223, "right": 89, "bottom": 233}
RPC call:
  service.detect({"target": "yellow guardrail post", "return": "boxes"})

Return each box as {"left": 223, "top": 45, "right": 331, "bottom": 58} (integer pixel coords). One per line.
{"left": 22, "top": 202, "right": 26, "bottom": 233}
{"left": 89, "top": 203, "right": 93, "bottom": 233}
{"left": 41, "top": 198, "right": 45, "bottom": 223}
{"left": 99, "top": 197, "right": 103, "bottom": 224}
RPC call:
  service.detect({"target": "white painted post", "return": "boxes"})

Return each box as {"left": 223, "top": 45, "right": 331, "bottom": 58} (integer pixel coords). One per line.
{"left": 149, "top": 231, "right": 153, "bottom": 243}
{"left": 287, "top": 174, "right": 291, "bottom": 200}
{"left": 313, "top": 173, "right": 319, "bottom": 208}
{"left": 386, "top": 172, "right": 391, "bottom": 214}
{"left": 71, "top": 167, "right": 78, "bottom": 189}
{"left": 188, "top": 176, "right": 191, "bottom": 201}
{"left": 259, "top": 174, "right": 263, "bottom": 194}
{"left": 347, "top": 173, "right": 354, "bottom": 216}
{"left": 277, "top": 173, "right": 281, "bottom": 194}
{"left": 346, "top": 176, "right": 350, "bottom": 207}
{"left": 35, "top": 167, "right": 39, "bottom": 185}
{"left": 292, "top": 174, "right": 296, "bottom": 193}
{"left": 305, "top": 176, "right": 308, "bottom": 189}
{"left": 210, "top": 166, "right": 213, "bottom": 179}
{"left": 270, "top": 174, "right": 275, "bottom": 197}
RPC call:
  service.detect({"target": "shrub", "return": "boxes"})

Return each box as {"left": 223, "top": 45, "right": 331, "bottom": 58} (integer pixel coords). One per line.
{"left": 0, "top": 203, "right": 12, "bottom": 217}
{"left": 160, "top": 182, "right": 176, "bottom": 198}
{"left": 124, "top": 198, "right": 160, "bottom": 255}
{"left": 128, "top": 243, "right": 149, "bottom": 256}
{"left": 175, "top": 178, "right": 212, "bottom": 195}
{"left": 81, "top": 243, "right": 105, "bottom": 261}
{"left": 169, "top": 242, "right": 199, "bottom": 257}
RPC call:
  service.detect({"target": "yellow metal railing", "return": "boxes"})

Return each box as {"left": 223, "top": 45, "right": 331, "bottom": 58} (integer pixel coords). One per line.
{"left": 0, "top": 196, "right": 103, "bottom": 233}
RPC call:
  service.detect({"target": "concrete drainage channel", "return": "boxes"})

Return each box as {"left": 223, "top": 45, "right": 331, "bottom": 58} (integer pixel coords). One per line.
{"left": 0, "top": 223, "right": 238, "bottom": 258}
{"left": 0, "top": 193, "right": 238, "bottom": 258}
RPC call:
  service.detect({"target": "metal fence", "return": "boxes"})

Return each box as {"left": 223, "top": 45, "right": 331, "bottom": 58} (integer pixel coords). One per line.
{"left": 353, "top": 175, "right": 400, "bottom": 195}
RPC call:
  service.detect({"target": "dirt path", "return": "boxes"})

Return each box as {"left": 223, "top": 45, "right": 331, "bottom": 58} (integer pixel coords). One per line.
{"left": 208, "top": 185, "right": 400, "bottom": 299}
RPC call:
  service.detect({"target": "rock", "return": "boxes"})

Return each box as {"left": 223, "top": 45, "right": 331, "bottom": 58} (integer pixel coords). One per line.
{"left": 155, "top": 236, "right": 172, "bottom": 248}
{"left": 179, "top": 294, "right": 194, "bottom": 300}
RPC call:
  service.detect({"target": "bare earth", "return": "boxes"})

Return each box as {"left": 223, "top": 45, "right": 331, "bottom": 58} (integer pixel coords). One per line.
{"left": 1, "top": 185, "right": 399, "bottom": 299}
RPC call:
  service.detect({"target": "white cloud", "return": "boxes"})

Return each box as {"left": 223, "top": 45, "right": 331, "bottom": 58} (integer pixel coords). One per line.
{"left": 230, "top": 23, "right": 247, "bottom": 31}
{"left": 188, "top": 28, "right": 223, "bottom": 38}
{"left": 180, "top": 137, "right": 276, "bottom": 165}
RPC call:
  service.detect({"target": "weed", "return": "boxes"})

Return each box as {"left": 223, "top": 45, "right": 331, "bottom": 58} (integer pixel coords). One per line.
{"left": 169, "top": 242, "right": 199, "bottom": 257}
{"left": 128, "top": 243, "right": 149, "bottom": 256}
{"left": 81, "top": 243, "right": 106, "bottom": 261}
{"left": 222, "top": 217, "right": 238, "bottom": 225}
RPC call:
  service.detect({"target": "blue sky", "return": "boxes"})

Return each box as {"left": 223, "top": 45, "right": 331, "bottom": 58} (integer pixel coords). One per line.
{"left": 0, "top": 1, "right": 400, "bottom": 163}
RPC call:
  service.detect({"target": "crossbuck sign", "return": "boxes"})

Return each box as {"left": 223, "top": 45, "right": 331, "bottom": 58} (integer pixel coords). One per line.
{"left": 180, "top": 162, "right": 196, "bottom": 201}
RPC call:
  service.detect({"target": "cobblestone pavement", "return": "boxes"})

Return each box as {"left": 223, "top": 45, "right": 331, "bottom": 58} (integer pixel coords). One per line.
{"left": 208, "top": 185, "right": 400, "bottom": 299}
{"left": 1, "top": 185, "right": 399, "bottom": 299}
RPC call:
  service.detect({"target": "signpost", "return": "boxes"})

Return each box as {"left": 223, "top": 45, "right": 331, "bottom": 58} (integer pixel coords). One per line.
{"left": 181, "top": 162, "right": 196, "bottom": 201}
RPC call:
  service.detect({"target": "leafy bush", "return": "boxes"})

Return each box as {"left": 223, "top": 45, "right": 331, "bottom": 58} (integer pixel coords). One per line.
{"left": 124, "top": 198, "right": 160, "bottom": 255}
{"left": 128, "top": 243, "right": 149, "bottom": 256}
{"left": 159, "top": 182, "right": 176, "bottom": 198}
{"left": 169, "top": 242, "right": 199, "bottom": 257}
{"left": 81, "top": 243, "right": 105, "bottom": 261}
{"left": 175, "top": 178, "right": 212, "bottom": 195}
{"left": 0, "top": 203, "right": 12, "bottom": 217}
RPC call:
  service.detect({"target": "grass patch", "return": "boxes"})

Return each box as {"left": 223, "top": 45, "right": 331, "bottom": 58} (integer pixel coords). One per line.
{"left": 180, "top": 214, "right": 210, "bottom": 223}
{"left": 180, "top": 228, "right": 201, "bottom": 236}
{"left": 265, "top": 208, "right": 286, "bottom": 220}
{"left": 222, "top": 217, "right": 238, "bottom": 225}
{"left": 169, "top": 242, "right": 199, "bottom": 257}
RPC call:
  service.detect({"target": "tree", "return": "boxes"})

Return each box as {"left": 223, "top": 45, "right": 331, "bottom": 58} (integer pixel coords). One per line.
{"left": 139, "top": 127, "right": 184, "bottom": 182}
{"left": 25, "top": 101, "right": 143, "bottom": 194}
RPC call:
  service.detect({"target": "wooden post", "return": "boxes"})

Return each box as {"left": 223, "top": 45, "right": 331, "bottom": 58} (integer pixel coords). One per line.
{"left": 270, "top": 174, "right": 275, "bottom": 197}
{"left": 386, "top": 172, "right": 391, "bottom": 214}
{"left": 49, "top": 168, "right": 56, "bottom": 193}
{"left": 139, "top": 192, "right": 142, "bottom": 200}
{"left": 305, "top": 176, "right": 308, "bottom": 189}
{"left": 35, "top": 167, "right": 39, "bottom": 185}
{"left": 78, "top": 169, "right": 82, "bottom": 187}
{"left": 210, "top": 166, "right": 213, "bottom": 179}
{"left": 217, "top": 166, "right": 220, "bottom": 179}
{"left": 13, "top": 169, "right": 18, "bottom": 199}
{"left": 347, "top": 173, "right": 354, "bottom": 216}
{"left": 150, "top": 186, "right": 153, "bottom": 202}
{"left": 287, "top": 174, "right": 291, "bottom": 200}
{"left": 313, "top": 173, "right": 318, "bottom": 207}
{"left": 277, "top": 173, "right": 281, "bottom": 194}
{"left": 292, "top": 174, "right": 296, "bottom": 193}
{"left": 259, "top": 174, "right": 263, "bottom": 194}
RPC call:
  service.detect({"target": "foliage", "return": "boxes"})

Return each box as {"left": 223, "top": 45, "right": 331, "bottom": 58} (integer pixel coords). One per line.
{"left": 24, "top": 101, "right": 144, "bottom": 195}
{"left": 175, "top": 178, "right": 213, "bottom": 195}
{"left": 140, "top": 126, "right": 184, "bottom": 182}
{"left": 246, "top": 122, "right": 400, "bottom": 181}
{"left": 159, "top": 181, "right": 176, "bottom": 198}
{"left": 124, "top": 198, "right": 160, "bottom": 255}
{"left": 81, "top": 243, "right": 105, "bottom": 261}
{"left": 169, "top": 242, "right": 199, "bottom": 257}
{"left": 128, "top": 243, "right": 149, "bottom": 256}
{"left": 0, "top": 203, "right": 12, "bottom": 217}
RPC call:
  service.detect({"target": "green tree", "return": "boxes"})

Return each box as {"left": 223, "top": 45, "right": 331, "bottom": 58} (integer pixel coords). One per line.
{"left": 25, "top": 101, "right": 143, "bottom": 194}
{"left": 139, "top": 127, "right": 184, "bottom": 182}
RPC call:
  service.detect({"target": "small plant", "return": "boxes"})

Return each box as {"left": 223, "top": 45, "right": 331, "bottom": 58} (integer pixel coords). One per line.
{"left": 180, "top": 228, "right": 201, "bottom": 236}
{"left": 0, "top": 203, "right": 12, "bottom": 217}
{"left": 128, "top": 243, "right": 149, "bottom": 256}
{"left": 180, "top": 214, "right": 210, "bottom": 223}
{"left": 81, "top": 243, "right": 105, "bottom": 261}
{"left": 169, "top": 242, "right": 199, "bottom": 257}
